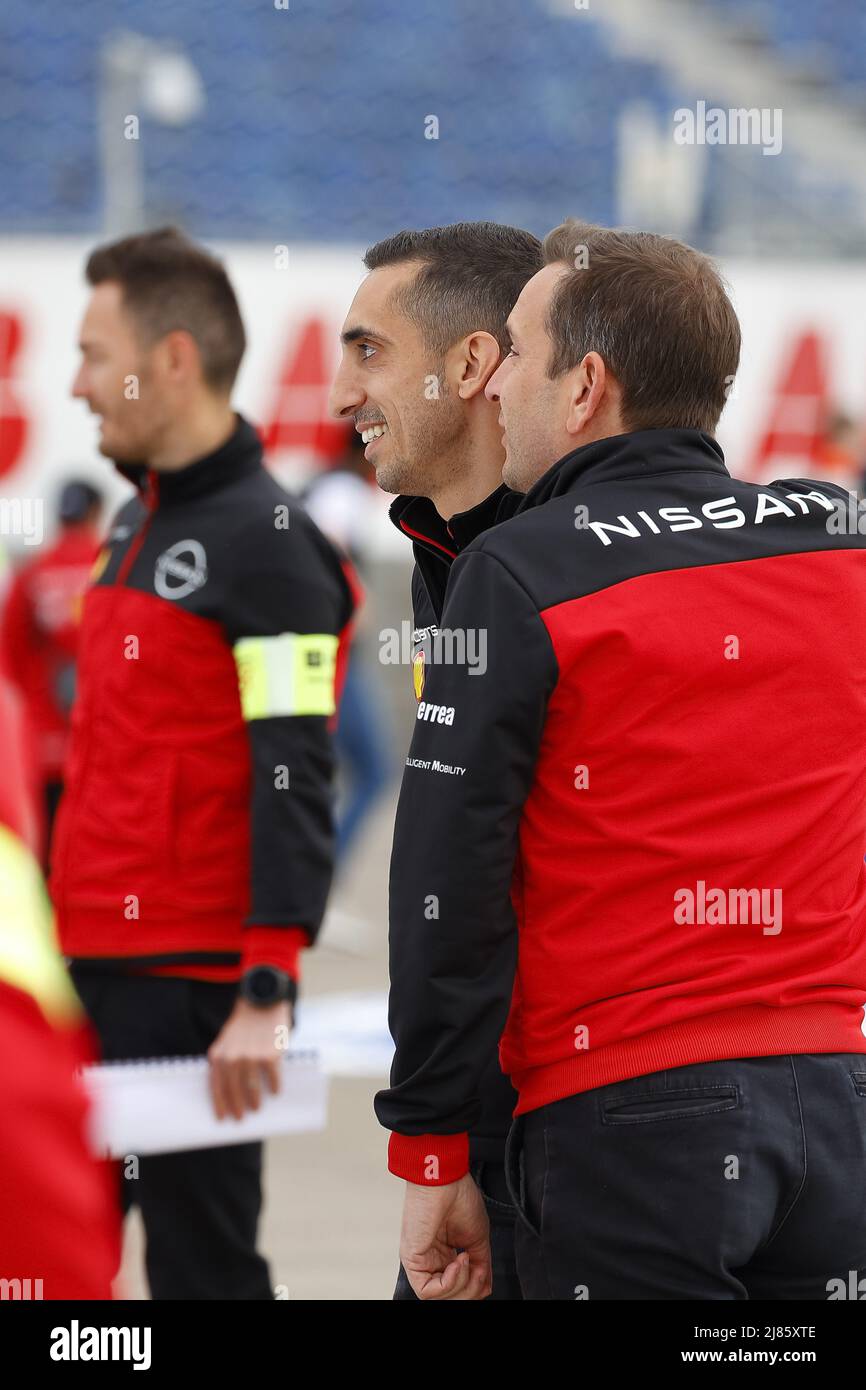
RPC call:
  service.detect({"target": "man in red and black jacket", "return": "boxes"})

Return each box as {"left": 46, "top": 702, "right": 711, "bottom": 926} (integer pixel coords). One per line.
{"left": 376, "top": 221, "right": 866, "bottom": 1300}
{"left": 53, "top": 227, "right": 355, "bottom": 1300}
{"left": 329, "top": 221, "right": 541, "bottom": 1300}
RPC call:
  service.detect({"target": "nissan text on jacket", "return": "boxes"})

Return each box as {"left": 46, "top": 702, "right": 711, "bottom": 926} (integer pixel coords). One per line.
{"left": 52, "top": 415, "right": 356, "bottom": 984}
{"left": 376, "top": 427, "right": 866, "bottom": 1184}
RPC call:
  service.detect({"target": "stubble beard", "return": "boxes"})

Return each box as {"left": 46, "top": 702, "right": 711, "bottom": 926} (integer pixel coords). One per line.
{"left": 376, "top": 389, "right": 464, "bottom": 500}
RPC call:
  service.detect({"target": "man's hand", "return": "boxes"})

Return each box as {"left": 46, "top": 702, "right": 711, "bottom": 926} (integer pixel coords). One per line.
{"left": 207, "top": 997, "right": 291, "bottom": 1120}
{"left": 400, "top": 1173, "right": 492, "bottom": 1300}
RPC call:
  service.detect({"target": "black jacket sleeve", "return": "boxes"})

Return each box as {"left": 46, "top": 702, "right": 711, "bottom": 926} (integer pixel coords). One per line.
{"left": 374, "top": 543, "right": 557, "bottom": 1174}
{"left": 223, "top": 505, "right": 355, "bottom": 964}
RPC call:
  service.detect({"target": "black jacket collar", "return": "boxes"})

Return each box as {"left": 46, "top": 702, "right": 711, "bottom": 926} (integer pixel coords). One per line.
{"left": 115, "top": 414, "right": 263, "bottom": 505}
{"left": 516, "top": 428, "right": 729, "bottom": 514}
{"left": 388, "top": 432, "right": 727, "bottom": 554}
{"left": 389, "top": 484, "right": 518, "bottom": 562}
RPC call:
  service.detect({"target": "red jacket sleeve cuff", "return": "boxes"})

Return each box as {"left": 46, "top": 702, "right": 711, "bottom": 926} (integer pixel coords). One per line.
{"left": 241, "top": 926, "right": 309, "bottom": 979}
{"left": 387, "top": 1131, "right": 470, "bottom": 1185}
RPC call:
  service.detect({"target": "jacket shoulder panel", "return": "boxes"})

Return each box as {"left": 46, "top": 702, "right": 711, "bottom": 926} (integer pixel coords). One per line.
{"left": 465, "top": 472, "right": 866, "bottom": 612}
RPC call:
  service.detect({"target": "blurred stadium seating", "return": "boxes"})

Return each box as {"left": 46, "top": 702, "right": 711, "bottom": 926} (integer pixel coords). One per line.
{"left": 1, "top": 0, "right": 864, "bottom": 253}
{"left": 726, "top": 0, "right": 866, "bottom": 90}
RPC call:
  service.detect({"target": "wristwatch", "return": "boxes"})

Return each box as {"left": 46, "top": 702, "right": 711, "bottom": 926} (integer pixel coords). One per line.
{"left": 239, "top": 965, "right": 297, "bottom": 1009}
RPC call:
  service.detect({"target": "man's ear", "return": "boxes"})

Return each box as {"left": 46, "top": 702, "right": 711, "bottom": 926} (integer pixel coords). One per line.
{"left": 160, "top": 328, "right": 202, "bottom": 385}
{"left": 453, "top": 331, "right": 502, "bottom": 401}
{"left": 565, "top": 351, "right": 608, "bottom": 437}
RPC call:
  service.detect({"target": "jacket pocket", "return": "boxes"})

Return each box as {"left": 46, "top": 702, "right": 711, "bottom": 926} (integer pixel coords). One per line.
{"left": 470, "top": 1160, "right": 517, "bottom": 1218}
{"left": 600, "top": 1083, "right": 740, "bottom": 1126}
{"left": 60, "top": 743, "right": 177, "bottom": 906}
{"left": 504, "top": 1115, "right": 543, "bottom": 1239}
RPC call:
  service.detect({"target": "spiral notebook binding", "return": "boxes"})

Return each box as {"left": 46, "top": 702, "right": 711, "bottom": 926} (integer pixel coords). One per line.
{"left": 79, "top": 1048, "right": 319, "bottom": 1075}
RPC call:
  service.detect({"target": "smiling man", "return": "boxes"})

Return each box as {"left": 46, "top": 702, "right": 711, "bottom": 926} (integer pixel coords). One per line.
{"left": 329, "top": 222, "right": 542, "bottom": 1299}
{"left": 53, "top": 227, "right": 355, "bottom": 1299}
{"left": 331, "top": 223, "right": 539, "bottom": 510}
{"left": 375, "top": 219, "right": 866, "bottom": 1300}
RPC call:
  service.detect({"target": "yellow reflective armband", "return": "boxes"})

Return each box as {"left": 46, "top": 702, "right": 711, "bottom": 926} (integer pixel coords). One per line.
{"left": 233, "top": 632, "right": 338, "bottom": 720}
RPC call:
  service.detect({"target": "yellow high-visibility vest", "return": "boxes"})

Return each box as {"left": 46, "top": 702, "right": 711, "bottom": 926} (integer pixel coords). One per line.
{"left": 0, "top": 824, "right": 80, "bottom": 1026}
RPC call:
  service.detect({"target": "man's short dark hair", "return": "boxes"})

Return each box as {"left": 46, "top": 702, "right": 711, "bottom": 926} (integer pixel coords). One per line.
{"left": 363, "top": 222, "right": 543, "bottom": 357}
{"left": 541, "top": 220, "right": 741, "bottom": 435}
{"left": 85, "top": 227, "right": 246, "bottom": 393}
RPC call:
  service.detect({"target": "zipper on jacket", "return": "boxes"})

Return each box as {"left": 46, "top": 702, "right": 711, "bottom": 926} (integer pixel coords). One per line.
{"left": 51, "top": 470, "right": 160, "bottom": 910}
{"left": 116, "top": 470, "right": 160, "bottom": 585}
{"left": 399, "top": 517, "right": 457, "bottom": 560}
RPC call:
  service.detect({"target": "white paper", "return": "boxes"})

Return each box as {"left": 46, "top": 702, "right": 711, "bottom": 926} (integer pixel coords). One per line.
{"left": 291, "top": 990, "right": 394, "bottom": 1076}
{"left": 80, "top": 1051, "right": 327, "bottom": 1158}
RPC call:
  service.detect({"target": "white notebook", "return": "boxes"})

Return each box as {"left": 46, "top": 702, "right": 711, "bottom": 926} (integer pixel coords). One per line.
{"left": 80, "top": 1051, "right": 328, "bottom": 1159}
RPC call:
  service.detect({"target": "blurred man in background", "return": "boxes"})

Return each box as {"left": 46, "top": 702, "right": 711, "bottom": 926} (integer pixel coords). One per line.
{"left": 330, "top": 220, "right": 542, "bottom": 1299}
{"left": 0, "top": 677, "right": 119, "bottom": 1299}
{"left": 377, "top": 220, "right": 866, "bottom": 1299}
{"left": 0, "top": 478, "right": 103, "bottom": 868}
{"left": 53, "top": 227, "right": 355, "bottom": 1299}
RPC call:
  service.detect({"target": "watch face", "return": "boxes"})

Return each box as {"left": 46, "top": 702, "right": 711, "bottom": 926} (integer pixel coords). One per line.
{"left": 245, "top": 966, "right": 289, "bottom": 1006}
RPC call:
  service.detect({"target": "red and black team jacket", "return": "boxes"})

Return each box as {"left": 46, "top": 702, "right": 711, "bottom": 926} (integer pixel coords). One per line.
{"left": 51, "top": 415, "right": 356, "bottom": 985}
{"left": 377, "top": 427, "right": 866, "bottom": 1184}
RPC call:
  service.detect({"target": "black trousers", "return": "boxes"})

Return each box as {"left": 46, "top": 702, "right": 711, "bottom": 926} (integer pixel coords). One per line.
{"left": 506, "top": 1052, "right": 866, "bottom": 1300}
{"left": 393, "top": 1159, "right": 523, "bottom": 1300}
{"left": 70, "top": 964, "right": 273, "bottom": 1301}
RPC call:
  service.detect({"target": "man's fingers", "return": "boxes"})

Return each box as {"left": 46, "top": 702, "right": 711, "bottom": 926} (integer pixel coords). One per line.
{"left": 242, "top": 1062, "right": 263, "bottom": 1112}
{"left": 443, "top": 1253, "right": 475, "bottom": 1298}
{"left": 413, "top": 1250, "right": 491, "bottom": 1300}
{"left": 471, "top": 1259, "right": 492, "bottom": 1298}
{"left": 401, "top": 1175, "right": 494, "bottom": 1300}
{"left": 264, "top": 1055, "right": 281, "bottom": 1095}
{"left": 440, "top": 1252, "right": 469, "bottom": 1296}
{"left": 464, "top": 1238, "right": 493, "bottom": 1285}
{"left": 233, "top": 1060, "right": 261, "bottom": 1117}
{"left": 441, "top": 1252, "right": 490, "bottom": 1300}
{"left": 214, "top": 1059, "right": 241, "bottom": 1119}
{"left": 207, "top": 1001, "right": 290, "bottom": 1118}
{"left": 209, "top": 1055, "right": 280, "bottom": 1118}
{"left": 208, "top": 1057, "right": 227, "bottom": 1119}
{"left": 223, "top": 1058, "right": 248, "bottom": 1119}
{"left": 415, "top": 1251, "right": 471, "bottom": 1300}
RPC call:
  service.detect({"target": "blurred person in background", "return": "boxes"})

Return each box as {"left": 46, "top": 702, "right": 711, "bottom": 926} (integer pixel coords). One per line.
{"left": 330, "top": 220, "right": 542, "bottom": 1299}
{"left": 303, "top": 427, "right": 390, "bottom": 868}
{"left": 376, "top": 220, "right": 866, "bottom": 1300}
{"left": 0, "top": 478, "right": 103, "bottom": 869}
{"left": 0, "top": 677, "right": 119, "bottom": 1299}
{"left": 53, "top": 227, "right": 355, "bottom": 1300}
{"left": 813, "top": 409, "right": 863, "bottom": 492}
